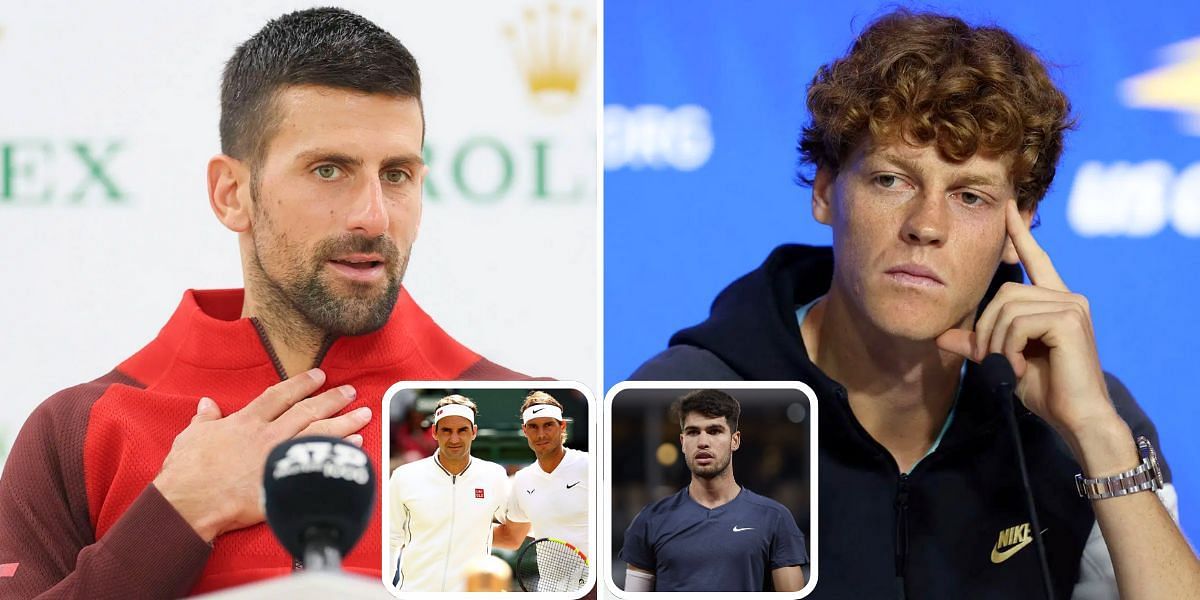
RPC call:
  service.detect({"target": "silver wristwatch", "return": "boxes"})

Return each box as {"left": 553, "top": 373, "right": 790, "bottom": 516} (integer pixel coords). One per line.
{"left": 1075, "top": 436, "right": 1164, "bottom": 500}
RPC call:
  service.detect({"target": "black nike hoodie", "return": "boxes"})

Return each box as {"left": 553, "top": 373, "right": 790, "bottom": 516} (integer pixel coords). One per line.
{"left": 632, "top": 244, "right": 1169, "bottom": 599}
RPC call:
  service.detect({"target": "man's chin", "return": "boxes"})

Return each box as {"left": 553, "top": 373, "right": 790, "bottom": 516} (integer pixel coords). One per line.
{"left": 327, "top": 309, "right": 395, "bottom": 336}
{"left": 687, "top": 463, "right": 728, "bottom": 479}
{"left": 866, "top": 301, "right": 969, "bottom": 342}
{"left": 307, "top": 280, "right": 401, "bottom": 336}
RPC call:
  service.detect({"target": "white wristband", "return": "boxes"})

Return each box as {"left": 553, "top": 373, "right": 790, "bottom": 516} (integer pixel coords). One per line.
{"left": 625, "top": 568, "right": 655, "bottom": 592}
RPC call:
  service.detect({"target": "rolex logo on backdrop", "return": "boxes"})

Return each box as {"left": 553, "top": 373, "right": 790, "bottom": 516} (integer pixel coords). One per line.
{"left": 422, "top": 1, "right": 595, "bottom": 207}
{"left": 0, "top": 140, "right": 128, "bottom": 205}
{"left": 422, "top": 136, "right": 589, "bottom": 204}
{"left": 0, "top": 23, "right": 128, "bottom": 206}
{"left": 504, "top": 1, "right": 595, "bottom": 114}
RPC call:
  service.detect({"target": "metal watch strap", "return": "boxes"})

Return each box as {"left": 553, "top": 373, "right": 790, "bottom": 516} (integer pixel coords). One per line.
{"left": 1075, "top": 436, "right": 1164, "bottom": 500}
{"left": 1075, "top": 460, "right": 1158, "bottom": 499}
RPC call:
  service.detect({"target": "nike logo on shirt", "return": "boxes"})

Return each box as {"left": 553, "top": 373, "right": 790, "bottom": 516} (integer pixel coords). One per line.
{"left": 990, "top": 523, "right": 1047, "bottom": 564}
{"left": 732, "top": 526, "right": 754, "bottom": 532}
{"left": 566, "top": 481, "right": 581, "bottom": 489}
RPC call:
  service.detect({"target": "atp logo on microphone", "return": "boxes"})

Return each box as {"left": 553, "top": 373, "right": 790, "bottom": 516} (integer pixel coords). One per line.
{"left": 272, "top": 440, "right": 370, "bottom": 485}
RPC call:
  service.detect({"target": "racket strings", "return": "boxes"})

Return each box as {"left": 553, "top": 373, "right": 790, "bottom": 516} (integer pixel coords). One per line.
{"left": 518, "top": 539, "right": 589, "bottom": 592}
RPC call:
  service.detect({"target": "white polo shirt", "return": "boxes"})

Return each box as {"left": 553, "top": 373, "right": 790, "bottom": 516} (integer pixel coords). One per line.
{"left": 506, "top": 447, "right": 591, "bottom": 557}
{"left": 388, "top": 453, "right": 509, "bottom": 592}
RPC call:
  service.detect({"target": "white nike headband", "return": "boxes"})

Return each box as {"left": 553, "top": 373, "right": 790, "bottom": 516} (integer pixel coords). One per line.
{"left": 522, "top": 404, "right": 564, "bottom": 424}
{"left": 433, "top": 404, "right": 476, "bottom": 425}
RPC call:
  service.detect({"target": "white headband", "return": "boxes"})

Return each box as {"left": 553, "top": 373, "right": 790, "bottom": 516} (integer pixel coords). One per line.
{"left": 522, "top": 404, "right": 564, "bottom": 424}
{"left": 433, "top": 404, "right": 476, "bottom": 425}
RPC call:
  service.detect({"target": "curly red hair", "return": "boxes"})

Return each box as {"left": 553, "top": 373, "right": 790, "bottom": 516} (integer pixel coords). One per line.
{"left": 797, "top": 10, "right": 1074, "bottom": 211}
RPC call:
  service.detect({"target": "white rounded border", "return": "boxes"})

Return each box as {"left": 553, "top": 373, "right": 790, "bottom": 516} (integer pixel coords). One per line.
{"left": 602, "top": 380, "right": 819, "bottom": 598}
{"left": 380, "top": 380, "right": 599, "bottom": 599}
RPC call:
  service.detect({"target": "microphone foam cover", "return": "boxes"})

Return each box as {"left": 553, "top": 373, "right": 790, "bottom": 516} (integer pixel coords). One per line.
{"left": 263, "top": 436, "right": 376, "bottom": 559}
{"left": 980, "top": 353, "right": 1017, "bottom": 394}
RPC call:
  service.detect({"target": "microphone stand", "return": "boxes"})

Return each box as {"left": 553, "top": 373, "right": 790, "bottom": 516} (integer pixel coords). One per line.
{"left": 301, "top": 527, "right": 343, "bottom": 572}
{"left": 985, "top": 354, "right": 1055, "bottom": 600}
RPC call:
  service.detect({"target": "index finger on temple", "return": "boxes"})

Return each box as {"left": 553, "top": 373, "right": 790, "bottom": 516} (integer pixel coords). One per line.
{"left": 1006, "top": 199, "right": 1068, "bottom": 292}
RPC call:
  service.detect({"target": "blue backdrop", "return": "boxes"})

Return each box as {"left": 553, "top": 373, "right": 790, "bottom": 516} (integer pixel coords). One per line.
{"left": 605, "top": 1, "right": 1200, "bottom": 546}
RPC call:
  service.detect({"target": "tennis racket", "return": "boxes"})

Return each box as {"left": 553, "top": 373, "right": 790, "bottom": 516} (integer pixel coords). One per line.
{"left": 515, "top": 537, "right": 589, "bottom": 592}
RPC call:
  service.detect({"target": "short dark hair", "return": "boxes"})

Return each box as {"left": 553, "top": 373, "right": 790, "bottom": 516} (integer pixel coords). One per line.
{"left": 220, "top": 7, "right": 423, "bottom": 167}
{"left": 672, "top": 389, "right": 740, "bottom": 432}
{"left": 797, "top": 9, "right": 1073, "bottom": 212}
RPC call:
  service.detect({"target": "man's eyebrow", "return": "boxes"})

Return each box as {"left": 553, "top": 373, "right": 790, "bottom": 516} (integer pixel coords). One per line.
{"left": 295, "top": 150, "right": 362, "bottom": 168}
{"left": 953, "top": 172, "right": 1007, "bottom": 188}
{"left": 872, "top": 152, "right": 922, "bottom": 174}
{"left": 381, "top": 154, "right": 426, "bottom": 170}
{"left": 293, "top": 151, "right": 426, "bottom": 171}
{"left": 872, "top": 153, "right": 1006, "bottom": 187}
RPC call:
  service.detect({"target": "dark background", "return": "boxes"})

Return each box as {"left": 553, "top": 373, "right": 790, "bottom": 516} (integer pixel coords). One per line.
{"left": 608, "top": 387, "right": 812, "bottom": 589}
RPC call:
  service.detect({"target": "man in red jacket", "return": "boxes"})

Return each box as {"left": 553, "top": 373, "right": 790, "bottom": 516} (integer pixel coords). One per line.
{"left": 0, "top": 7, "right": 523, "bottom": 598}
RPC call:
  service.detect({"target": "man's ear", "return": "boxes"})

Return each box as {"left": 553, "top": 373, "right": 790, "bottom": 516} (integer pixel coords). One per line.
{"left": 1001, "top": 205, "right": 1036, "bottom": 264}
{"left": 812, "top": 167, "right": 836, "bottom": 225}
{"left": 731, "top": 430, "right": 741, "bottom": 452}
{"left": 208, "top": 154, "right": 253, "bottom": 233}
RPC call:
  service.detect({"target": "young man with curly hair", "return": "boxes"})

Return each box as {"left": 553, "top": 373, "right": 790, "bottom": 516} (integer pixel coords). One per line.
{"left": 633, "top": 9, "right": 1199, "bottom": 597}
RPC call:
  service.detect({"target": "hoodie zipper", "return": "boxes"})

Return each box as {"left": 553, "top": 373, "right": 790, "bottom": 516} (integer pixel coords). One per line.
{"left": 894, "top": 473, "right": 910, "bottom": 599}
{"left": 834, "top": 385, "right": 921, "bottom": 599}
{"left": 250, "top": 317, "right": 338, "bottom": 382}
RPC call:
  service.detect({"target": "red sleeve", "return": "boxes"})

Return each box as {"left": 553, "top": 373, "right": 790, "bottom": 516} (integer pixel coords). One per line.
{"left": 0, "top": 376, "right": 211, "bottom": 598}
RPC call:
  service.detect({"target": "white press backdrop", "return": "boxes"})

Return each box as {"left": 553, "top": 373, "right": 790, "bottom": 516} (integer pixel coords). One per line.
{"left": 0, "top": 0, "right": 598, "bottom": 464}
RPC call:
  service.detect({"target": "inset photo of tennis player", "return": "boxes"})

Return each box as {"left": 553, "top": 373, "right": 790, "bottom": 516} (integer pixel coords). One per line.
{"left": 604, "top": 383, "right": 818, "bottom": 596}
{"left": 382, "top": 382, "right": 596, "bottom": 597}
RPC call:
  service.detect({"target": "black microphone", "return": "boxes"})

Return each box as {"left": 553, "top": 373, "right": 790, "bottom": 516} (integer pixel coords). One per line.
{"left": 263, "top": 436, "right": 376, "bottom": 572}
{"left": 979, "top": 354, "right": 1054, "bottom": 600}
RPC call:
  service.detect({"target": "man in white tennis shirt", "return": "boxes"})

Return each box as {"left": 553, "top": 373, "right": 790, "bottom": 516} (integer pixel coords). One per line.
{"left": 493, "top": 391, "right": 591, "bottom": 571}
{"left": 388, "top": 395, "right": 510, "bottom": 592}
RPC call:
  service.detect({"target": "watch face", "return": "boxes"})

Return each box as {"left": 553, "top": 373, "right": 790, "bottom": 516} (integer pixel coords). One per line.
{"left": 1137, "top": 436, "right": 1165, "bottom": 489}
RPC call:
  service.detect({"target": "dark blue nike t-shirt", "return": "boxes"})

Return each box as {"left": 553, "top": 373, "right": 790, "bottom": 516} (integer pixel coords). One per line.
{"left": 618, "top": 486, "right": 808, "bottom": 591}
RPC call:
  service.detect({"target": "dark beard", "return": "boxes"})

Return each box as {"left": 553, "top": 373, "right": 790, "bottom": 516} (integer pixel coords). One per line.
{"left": 686, "top": 452, "right": 732, "bottom": 479}
{"left": 290, "top": 234, "right": 405, "bottom": 335}
{"left": 252, "top": 233, "right": 406, "bottom": 338}
{"left": 248, "top": 179, "right": 409, "bottom": 338}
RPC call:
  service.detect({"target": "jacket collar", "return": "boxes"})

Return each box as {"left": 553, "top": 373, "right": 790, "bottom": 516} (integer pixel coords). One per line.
{"left": 119, "top": 286, "right": 480, "bottom": 381}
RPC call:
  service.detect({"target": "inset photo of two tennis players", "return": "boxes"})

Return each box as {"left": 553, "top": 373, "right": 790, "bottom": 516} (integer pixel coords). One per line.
{"left": 382, "top": 382, "right": 596, "bottom": 597}
{"left": 604, "top": 383, "right": 818, "bottom": 597}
